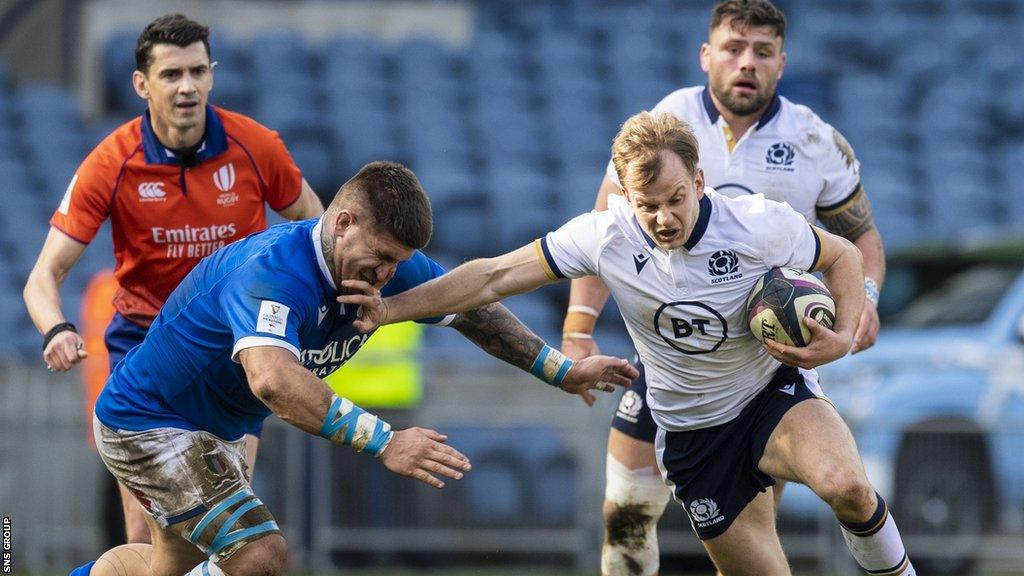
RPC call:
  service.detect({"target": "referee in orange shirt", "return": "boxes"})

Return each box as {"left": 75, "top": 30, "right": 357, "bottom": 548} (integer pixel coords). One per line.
{"left": 23, "top": 14, "right": 323, "bottom": 545}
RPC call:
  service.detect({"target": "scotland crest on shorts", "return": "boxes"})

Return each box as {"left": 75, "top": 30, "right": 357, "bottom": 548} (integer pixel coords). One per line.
{"left": 689, "top": 498, "right": 724, "bottom": 527}
{"left": 615, "top": 390, "right": 643, "bottom": 423}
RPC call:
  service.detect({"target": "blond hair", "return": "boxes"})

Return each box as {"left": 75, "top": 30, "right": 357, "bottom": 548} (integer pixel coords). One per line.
{"left": 611, "top": 112, "right": 700, "bottom": 191}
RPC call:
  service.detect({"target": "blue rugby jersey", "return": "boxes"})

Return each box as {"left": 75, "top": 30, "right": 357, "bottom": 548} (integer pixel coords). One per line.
{"left": 94, "top": 217, "right": 449, "bottom": 440}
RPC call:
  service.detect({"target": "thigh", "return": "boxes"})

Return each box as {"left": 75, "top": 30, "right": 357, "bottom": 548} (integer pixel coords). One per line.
{"left": 147, "top": 514, "right": 207, "bottom": 576}
{"left": 608, "top": 427, "right": 658, "bottom": 470}
{"left": 757, "top": 398, "right": 867, "bottom": 487}
{"left": 702, "top": 489, "right": 789, "bottom": 576}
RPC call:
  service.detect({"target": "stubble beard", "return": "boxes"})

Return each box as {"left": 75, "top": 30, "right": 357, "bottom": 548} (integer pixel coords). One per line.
{"left": 714, "top": 84, "right": 772, "bottom": 117}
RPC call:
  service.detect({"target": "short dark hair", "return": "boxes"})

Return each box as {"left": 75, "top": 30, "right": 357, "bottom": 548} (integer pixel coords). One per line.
{"left": 710, "top": 0, "right": 786, "bottom": 39}
{"left": 336, "top": 161, "right": 433, "bottom": 250}
{"left": 135, "top": 14, "right": 210, "bottom": 73}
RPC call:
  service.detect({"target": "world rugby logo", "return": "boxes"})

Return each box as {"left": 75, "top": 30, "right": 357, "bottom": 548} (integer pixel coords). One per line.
{"left": 689, "top": 498, "right": 720, "bottom": 522}
{"left": 766, "top": 142, "right": 795, "bottom": 166}
{"left": 707, "top": 250, "right": 739, "bottom": 277}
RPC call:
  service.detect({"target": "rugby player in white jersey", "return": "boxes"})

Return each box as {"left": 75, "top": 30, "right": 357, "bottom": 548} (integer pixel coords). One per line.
{"left": 560, "top": 1, "right": 887, "bottom": 573}
{"left": 341, "top": 112, "right": 914, "bottom": 576}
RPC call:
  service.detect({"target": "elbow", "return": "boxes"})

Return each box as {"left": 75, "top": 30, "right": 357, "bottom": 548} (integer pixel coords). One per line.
{"left": 249, "top": 371, "right": 283, "bottom": 405}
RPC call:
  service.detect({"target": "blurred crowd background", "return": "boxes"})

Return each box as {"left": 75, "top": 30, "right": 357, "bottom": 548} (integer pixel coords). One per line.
{"left": 2, "top": 0, "right": 1023, "bottom": 574}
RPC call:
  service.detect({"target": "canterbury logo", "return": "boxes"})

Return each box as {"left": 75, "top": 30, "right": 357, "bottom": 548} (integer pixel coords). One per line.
{"left": 138, "top": 182, "right": 166, "bottom": 200}
{"left": 213, "top": 163, "right": 236, "bottom": 192}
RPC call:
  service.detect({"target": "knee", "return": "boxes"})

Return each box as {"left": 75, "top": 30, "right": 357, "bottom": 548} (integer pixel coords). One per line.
{"left": 816, "top": 471, "right": 875, "bottom": 517}
{"left": 220, "top": 534, "right": 288, "bottom": 576}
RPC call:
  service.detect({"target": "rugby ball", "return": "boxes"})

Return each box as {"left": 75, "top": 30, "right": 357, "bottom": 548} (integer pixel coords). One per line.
{"left": 746, "top": 267, "right": 835, "bottom": 347}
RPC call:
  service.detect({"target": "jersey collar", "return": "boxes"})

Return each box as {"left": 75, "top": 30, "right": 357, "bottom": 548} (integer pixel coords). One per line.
{"left": 683, "top": 194, "right": 713, "bottom": 250}
{"left": 701, "top": 85, "right": 782, "bottom": 130}
{"left": 312, "top": 216, "right": 338, "bottom": 292}
{"left": 140, "top": 104, "right": 229, "bottom": 165}
{"left": 633, "top": 193, "right": 712, "bottom": 252}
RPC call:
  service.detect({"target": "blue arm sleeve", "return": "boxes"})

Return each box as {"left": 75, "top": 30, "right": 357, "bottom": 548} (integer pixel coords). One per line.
{"left": 220, "top": 268, "right": 309, "bottom": 361}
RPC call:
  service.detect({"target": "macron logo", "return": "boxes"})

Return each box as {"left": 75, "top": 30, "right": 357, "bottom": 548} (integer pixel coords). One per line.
{"left": 138, "top": 182, "right": 167, "bottom": 202}
{"left": 633, "top": 253, "right": 650, "bottom": 274}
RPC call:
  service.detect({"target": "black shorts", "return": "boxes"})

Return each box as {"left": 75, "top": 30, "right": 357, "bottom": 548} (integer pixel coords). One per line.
{"left": 611, "top": 361, "right": 658, "bottom": 443}
{"left": 656, "top": 365, "right": 820, "bottom": 540}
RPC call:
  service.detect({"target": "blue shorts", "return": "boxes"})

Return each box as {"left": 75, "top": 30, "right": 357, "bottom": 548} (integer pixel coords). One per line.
{"left": 103, "top": 313, "right": 148, "bottom": 372}
{"left": 611, "top": 361, "right": 658, "bottom": 443}
{"left": 102, "top": 313, "right": 264, "bottom": 438}
{"left": 656, "top": 365, "right": 821, "bottom": 540}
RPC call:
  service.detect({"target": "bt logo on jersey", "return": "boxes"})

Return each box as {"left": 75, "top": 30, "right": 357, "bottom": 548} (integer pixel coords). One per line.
{"left": 653, "top": 301, "right": 728, "bottom": 355}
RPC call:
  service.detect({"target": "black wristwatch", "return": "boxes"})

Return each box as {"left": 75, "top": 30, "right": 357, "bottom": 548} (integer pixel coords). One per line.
{"left": 42, "top": 322, "right": 77, "bottom": 351}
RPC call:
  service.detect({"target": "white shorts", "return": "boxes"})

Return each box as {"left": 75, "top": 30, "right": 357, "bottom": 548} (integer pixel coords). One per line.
{"left": 93, "top": 415, "right": 250, "bottom": 528}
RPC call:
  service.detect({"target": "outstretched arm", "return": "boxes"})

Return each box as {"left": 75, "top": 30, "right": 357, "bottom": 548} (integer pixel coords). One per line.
{"left": 339, "top": 244, "right": 638, "bottom": 395}
{"left": 448, "top": 302, "right": 639, "bottom": 396}
{"left": 341, "top": 243, "right": 553, "bottom": 330}
{"left": 240, "top": 345, "right": 470, "bottom": 488}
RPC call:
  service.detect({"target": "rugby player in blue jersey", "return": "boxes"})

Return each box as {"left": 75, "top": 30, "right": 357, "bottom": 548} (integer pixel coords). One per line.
{"left": 70, "top": 161, "right": 638, "bottom": 576}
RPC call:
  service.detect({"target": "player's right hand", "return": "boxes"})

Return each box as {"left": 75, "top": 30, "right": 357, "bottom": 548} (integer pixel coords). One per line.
{"left": 43, "top": 330, "right": 88, "bottom": 372}
{"left": 561, "top": 335, "right": 602, "bottom": 406}
{"left": 379, "top": 427, "right": 472, "bottom": 489}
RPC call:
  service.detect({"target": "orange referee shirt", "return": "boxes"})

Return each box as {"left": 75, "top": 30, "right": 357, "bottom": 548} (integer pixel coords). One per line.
{"left": 51, "top": 105, "right": 302, "bottom": 326}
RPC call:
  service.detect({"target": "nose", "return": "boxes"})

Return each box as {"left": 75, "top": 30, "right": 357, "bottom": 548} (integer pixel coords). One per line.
{"left": 375, "top": 262, "right": 397, "bottom": 285}
{"left": 178, "top": 74, "right": 197, "bottom": 95}
{"left": 738, "top": 47, "right": 756, "bottom": 71}
{"left": 656, "top": 208, "right": 674, "bottom": 228}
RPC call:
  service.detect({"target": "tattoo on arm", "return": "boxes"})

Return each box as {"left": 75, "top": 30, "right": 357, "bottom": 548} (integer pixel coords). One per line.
{"left": 450, "top": 303, "right": 544, "bottom": 372}
{"left": 818, "top": 185, "right": 875, "bottom": 242}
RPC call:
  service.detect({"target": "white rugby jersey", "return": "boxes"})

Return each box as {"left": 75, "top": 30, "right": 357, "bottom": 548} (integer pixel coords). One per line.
{"left": 538, "top": 189, "right": 822, "bottom": 431}
{"left": 606, "top": 86, "right": 861, "bottom": 222}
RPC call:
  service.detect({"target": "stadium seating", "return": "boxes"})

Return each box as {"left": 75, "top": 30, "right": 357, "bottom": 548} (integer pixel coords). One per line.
{"left": 3, "top": 0, "right": 1023, "bottom": 361}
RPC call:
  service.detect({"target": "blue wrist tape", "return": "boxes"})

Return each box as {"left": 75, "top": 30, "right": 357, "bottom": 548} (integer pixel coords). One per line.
{"left": 530, "top": 344, "right": 574, "bottom": 387}
{"left": 319, "top": 395, "right": 393, "bottom": 456}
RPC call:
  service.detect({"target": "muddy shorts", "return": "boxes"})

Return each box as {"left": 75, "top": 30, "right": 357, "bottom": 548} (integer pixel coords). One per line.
{"left": 93, "top": 415, "right": 280, "bottom": 557}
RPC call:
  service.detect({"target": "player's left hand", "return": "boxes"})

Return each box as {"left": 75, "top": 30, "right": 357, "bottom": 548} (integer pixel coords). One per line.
{"left": 561, "top": 356, "right": 639, "bottom": 396}
{"left": 763, "top": 317, "right": 852, "bottom": 369}
{"left": 337, "top": 279, "right": 388, "bottom": 333}
{"left": 850, "top": 300, "right": 879, "bottom": 354}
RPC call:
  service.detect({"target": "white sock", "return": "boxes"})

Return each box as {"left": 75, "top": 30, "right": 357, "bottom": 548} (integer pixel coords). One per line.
{"left": 184, "top": 560, "right": 226, "bottom": 576}
{"left": 840, "top": 493, "right": 916, "bottom": 575}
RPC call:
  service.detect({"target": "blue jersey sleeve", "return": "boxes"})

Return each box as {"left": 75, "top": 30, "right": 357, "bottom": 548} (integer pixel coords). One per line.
{"left": 220, "top": 267, "right": 310, "bottom": 362}
{"left": 381, "top": 251, "right": 451, "bottom": 325}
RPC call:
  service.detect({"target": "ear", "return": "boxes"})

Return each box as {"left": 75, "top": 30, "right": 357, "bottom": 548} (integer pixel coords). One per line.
{"left": 619, "top": 183, "right": 632, "bottom": 204}
{"left": 777, "top": 49, "right": 787, "bottom": 81}
{"left": 694, "top": 167, "right": 706, "bottom": 195}
{"left": 335, "top": 209, "right": 355, "bottom": 234}
{"left": 132, "top": 70, "right": 149, "bottom": 100}
{"left": 699, "top": 42, "right": 711, "bottom": 73}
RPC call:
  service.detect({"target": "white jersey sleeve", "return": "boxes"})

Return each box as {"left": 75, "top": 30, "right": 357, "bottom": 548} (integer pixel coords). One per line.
{"left": 536, "top": 211, "right": 614, "bottom": 280}
{"left": 805, "top": 110, "right": 861, "bottom": 210}
{"left": 758, "top": 197, "right": 822, "bottom": 272}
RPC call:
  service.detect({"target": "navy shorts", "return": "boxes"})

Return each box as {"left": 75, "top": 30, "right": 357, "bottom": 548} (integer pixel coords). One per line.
{"left": 611, "top": 361, "right": 658, "bottom": 443}
{"left": 103, "top": 313, "right": 148, "bottom": 372}
{"left": 103, "top": 313, "right": 264, "bottom": 438}
{"left": 656, "top": 365, "right": 821, "bottom": 540}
